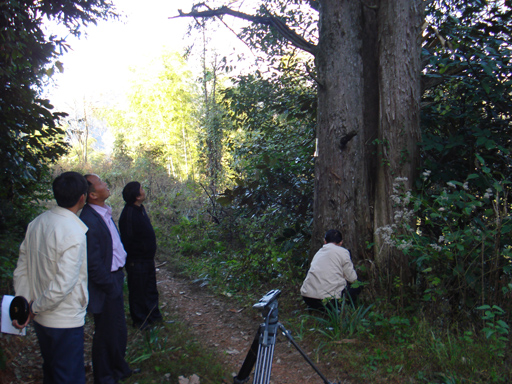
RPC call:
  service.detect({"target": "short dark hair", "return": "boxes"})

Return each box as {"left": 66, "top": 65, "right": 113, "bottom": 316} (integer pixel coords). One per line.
{"left": 122, "top": 181, "right": 141, "bottom": 204}
{"left": 83, "top": 174, "right": 94, "bottom": 203}
{"left": 53, "top": 172, "right": 88, "bottom": 208}
{"left": 324, "top": 229, "right": 342, "bottom": 244}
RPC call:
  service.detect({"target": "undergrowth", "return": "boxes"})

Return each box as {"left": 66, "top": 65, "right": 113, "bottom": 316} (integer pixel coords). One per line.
{"left": 123, "top": 318, "right": 231, "bottom": 384}
{"left": 286, "top": 299, "right": 511, "bottom": 383}
{"left": 1, "top": 173, "right": 510, "bottom": 383}
{"left": 155, "top": 214, "right": 512, "bottom": 383}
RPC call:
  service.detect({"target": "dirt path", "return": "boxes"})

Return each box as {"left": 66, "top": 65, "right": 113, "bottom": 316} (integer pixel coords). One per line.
{"left": 0, "top": 266, "right": 350, "bottom": 384}
{"left": 156, "top": 267, "right": 350, "bottom": 384}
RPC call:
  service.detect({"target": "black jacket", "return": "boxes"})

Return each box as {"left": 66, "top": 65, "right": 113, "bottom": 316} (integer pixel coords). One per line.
{"left": 119, "top": 204, "right": 157, "bottom": 261}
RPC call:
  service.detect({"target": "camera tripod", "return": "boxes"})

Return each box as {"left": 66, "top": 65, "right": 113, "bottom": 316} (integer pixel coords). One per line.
{"left": 233, "top": 289, "right": 340, "bottom": 384}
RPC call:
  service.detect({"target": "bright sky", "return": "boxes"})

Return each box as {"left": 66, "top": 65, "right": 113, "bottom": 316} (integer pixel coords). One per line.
{"left": 48, "top": 0, "right": 251, "bottom": 112}
{"left": 43, "top": 0, "right": 257, "bottom": 153}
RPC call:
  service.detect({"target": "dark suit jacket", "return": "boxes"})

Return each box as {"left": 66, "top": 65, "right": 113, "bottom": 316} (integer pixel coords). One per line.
{"left": 80, "top": 204, "right": 121, "bottom": 314}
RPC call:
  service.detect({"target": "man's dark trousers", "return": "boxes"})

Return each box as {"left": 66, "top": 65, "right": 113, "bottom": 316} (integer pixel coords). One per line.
{"left": 92, "top": 269, "right": 131, "bottom": 384}
{"left": 33, "top": 321, "right": 85, "bottom": 384}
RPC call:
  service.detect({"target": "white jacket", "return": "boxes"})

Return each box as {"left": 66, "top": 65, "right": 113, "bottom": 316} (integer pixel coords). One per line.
{"left": 13, "top": 206, "right": 88, "bottom": 328}
{"left": 300, "top": 243, "right": 357, "bottom": 300}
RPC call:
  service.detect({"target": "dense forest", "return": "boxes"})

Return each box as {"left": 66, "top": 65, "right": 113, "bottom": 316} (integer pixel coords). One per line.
{"left": 1, "top": 0, "right": 511, "bottom": 382}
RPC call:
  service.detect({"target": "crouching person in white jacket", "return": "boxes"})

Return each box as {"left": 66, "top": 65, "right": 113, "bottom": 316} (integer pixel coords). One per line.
{"left": 301, "top": 229, "right": 361, "bottom": 312}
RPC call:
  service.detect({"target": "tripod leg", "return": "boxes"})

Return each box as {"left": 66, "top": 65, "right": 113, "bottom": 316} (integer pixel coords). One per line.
{"left": 233, "top": 326, "right": 261, "bottom": 383}
{"left": 278, "top": 323, "right": 334, "bottom": 384}
{"left": 253, "top": 332, "right": 276, "bottom": 384}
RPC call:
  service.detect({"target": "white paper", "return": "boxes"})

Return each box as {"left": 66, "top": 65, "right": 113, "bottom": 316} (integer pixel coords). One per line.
{"left": 1, "top": 295, "right": 26, "bottom": 336}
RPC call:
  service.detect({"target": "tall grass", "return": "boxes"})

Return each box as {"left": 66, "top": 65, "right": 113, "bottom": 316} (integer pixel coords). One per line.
{"left": 304, "top": 297, "right": 374, "bottom": 341}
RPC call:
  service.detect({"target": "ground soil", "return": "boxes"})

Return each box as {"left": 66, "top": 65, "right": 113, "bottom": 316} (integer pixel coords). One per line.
{"left": 0, "top": 266, "right": 352, "bottom": 384}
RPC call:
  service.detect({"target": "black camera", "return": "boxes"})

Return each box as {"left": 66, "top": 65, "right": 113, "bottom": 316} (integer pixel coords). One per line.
{"left": 9, "top": 296, "right": 29, "bottom": 324}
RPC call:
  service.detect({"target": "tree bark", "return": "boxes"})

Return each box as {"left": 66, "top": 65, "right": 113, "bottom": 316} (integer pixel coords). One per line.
{"left": 312, "top": 0, "right": 423, "bottom": 284}
{"left": 374, "top": 0, "right": 423, "bottom": 283}
{"left": 312, "top": 0, "right": 379, "bottom": 261}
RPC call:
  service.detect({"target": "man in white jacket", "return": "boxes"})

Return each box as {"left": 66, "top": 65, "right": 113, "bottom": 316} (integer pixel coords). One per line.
{"left": 13, "top": 171, "right": 89, "bottom": 384}
{"left": 301, "top": 229, "right": 359, "bottom": 312}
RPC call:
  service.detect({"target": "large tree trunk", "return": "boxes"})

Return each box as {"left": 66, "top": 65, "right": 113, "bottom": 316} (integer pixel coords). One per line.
{"left": 374, "top": 0, "right": 423, "bottom": 286}
{"left": 174, "top": 0, "right": 424, "bottom": 283}
{"left": 312, "top": 0, "right": 423, "bottom": 283}
{"left": 312, "top": 0, "right": 378, "bottom": 260}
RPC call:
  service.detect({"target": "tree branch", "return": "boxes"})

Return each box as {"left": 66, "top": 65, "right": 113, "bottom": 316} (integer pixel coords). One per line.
{"left": 172, "top": 6, "right": 317, "bottom": 56}
{"left": 421, "top": 66, "right": 466, "bottom": 93}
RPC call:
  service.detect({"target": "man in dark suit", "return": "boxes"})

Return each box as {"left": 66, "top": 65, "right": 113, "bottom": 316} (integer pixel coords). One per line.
{"left": 80, "top": 174, "right": 133, "bottom": 384}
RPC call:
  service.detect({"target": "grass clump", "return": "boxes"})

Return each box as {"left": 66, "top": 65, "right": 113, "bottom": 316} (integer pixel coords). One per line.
{"left": 124, "top": 319, "right": 232, "bottom": 384}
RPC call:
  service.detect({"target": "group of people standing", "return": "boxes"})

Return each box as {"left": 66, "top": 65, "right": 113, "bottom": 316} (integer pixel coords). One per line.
{"left": 12, "top": 172, "right": 162, "bottom": 383}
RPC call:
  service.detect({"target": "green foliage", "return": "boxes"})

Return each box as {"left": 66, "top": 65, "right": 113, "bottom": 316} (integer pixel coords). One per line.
{"left": 2, "top": 0, "right": 512, "bottom": 382}
{"left": 194, "top": 47, "right": 231, "bottom": 194}
{"left": 0, "top": 228, "right": 30, "bottom": 293}
{"left": 477, "top": 305, "right": 509, "bottom": 359}
{"left": 125, "top": 321, "right": 230, "bottom": 383}
{"left": 219, "top": 62, "right": 316, "bottom": 259}
{"left": 0, "top": 0, "right": 117, "bottom": 368}
{"left": 104, "top": 51, "right": 199, "bottom": 181}
{"left": 0, "top": 166, "right": 51, "bottom": 292}
{"left": 197, "top": 97, "right": 228, "bottom": 190}
{"left": 161, "top": 213, "right": 295, "bottom": 295}
{"left": 422, "top": 1, "right": 512, "bottom": 185}
{"left": 1, "top": 0, "right": 117, "bottom": 206}
{"left": 366, "top": 311, "right": 413, "bottom": 343}
{"left": 417, "top": 320, "right": 510, "bottom": 383}
{"left": 407, "top": 1, "right": 512, "bottom": 320}
{"left": 151, "top": 61, "right": 318, "bottom": 296}
{"left": 376, "top": 173, "right": 512, "bottom": 320}
{"left": 128, "top": 326, "right": 180, "bottom": 364}
{"left": 237, "top": 0, "right": 317, "bottom": 68}
{"left": 307, "top": 310, "right": 511, "bottom": 383}
{"left": 306, "top": 299, "right": 374, "bottom": 340}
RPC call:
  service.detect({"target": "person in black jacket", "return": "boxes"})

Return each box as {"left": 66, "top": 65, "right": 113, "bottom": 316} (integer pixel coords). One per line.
{"left": 119, "top": 181, "right": 163, "bottom": 330}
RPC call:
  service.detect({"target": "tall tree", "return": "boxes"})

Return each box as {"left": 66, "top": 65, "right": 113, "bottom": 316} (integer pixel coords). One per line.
{"left": 105, "top": 51, "right": 199, "bottom": 181}
{"left": 0, "top": 0, "right": 116, "bottom": 214}
{"left": 175, "top": 0, "right": 424, "bottom": 280}
{"left": 197, "top": 21, "right": 226, "bottom": 194}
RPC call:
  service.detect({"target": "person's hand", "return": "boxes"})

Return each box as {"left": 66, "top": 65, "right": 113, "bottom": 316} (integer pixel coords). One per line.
{"left": 12, "top": 318, "right": 29, "bottom": 330}
{"left": 11, "top": 300, "right": 35, "bottom": 330}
